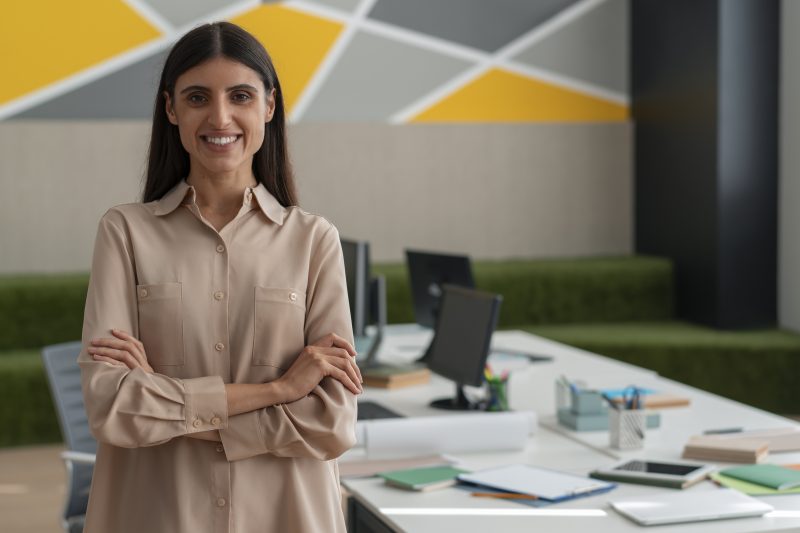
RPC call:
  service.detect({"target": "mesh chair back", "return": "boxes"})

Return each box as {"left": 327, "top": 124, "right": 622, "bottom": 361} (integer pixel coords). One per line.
{"left": 42, "top": 341, "right": 96, "bottom": 529}
{"left": 42, "top": 342, "right": 96, "bottom": 455}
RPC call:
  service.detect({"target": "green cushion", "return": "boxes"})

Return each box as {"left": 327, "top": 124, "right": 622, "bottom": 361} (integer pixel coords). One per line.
{"left": 523, "top": 321, "right": 800, "bottom": 414}
{"left": 375, "top": 256, "right": 674, "bottom": 327}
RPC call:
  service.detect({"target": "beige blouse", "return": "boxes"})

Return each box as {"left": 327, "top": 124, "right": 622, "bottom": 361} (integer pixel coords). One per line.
{"left": 78, "top": 180, "right": 357, "bottom": 533}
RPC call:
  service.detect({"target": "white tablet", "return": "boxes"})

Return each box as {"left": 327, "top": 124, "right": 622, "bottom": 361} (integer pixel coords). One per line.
{"left": 590, "top": 459, "right": 716, "bottom": 489}
{"left": 610, "top": 488, "right": 773, "bottom": 526}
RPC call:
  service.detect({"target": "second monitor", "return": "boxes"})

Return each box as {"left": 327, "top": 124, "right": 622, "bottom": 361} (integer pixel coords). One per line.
{"left": 426, "top": 284, "right": 503, "bottom": 411}
{"left": 405, "top": 249, "right": 475, "bottom": 329}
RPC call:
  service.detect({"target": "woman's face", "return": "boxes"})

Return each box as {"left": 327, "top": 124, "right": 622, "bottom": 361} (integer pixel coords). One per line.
{"left": 165, "top": 56, "right": 275, "bottom": 179}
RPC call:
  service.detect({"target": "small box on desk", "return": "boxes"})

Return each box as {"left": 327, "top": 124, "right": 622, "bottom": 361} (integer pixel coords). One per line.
{"left": 555, "top": 380, "right": 660, "bottom": 432}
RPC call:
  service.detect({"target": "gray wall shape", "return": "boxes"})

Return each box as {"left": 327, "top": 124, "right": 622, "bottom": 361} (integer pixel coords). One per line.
{"left": 302, "top": 31, "right": 471, "bottom": 121}
{"left": 513, "top": 0, "right": 628, "bottom": 94}
{"left": 302, "top": 0, "right": 361, "bottom": 13}
{"left": 368, "top": 0, "right": 579, "bottom": 52}
{"left": 11, "top": 51, "right": 167, "bottom": 120}
{"left": 139, "top": 0, "right": 241, "bottom": 28}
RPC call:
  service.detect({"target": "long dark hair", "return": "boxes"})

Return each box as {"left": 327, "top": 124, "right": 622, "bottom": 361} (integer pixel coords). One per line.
{"left": 142, "top": 22, "right": 297, "bottom": 206}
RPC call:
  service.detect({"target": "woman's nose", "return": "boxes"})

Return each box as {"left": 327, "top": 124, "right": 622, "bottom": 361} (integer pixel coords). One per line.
{"left": 208, "top": 99, "right": 232, "bottom": 128}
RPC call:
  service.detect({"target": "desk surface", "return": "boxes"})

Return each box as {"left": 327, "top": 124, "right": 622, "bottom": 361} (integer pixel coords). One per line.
{"left": 341, "top": 325, "right": 800, "bottom": 533}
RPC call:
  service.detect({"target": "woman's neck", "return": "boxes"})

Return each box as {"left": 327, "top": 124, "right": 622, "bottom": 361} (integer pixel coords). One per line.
{"left": 186, "top": 170, "right": 257, "bottom": 215}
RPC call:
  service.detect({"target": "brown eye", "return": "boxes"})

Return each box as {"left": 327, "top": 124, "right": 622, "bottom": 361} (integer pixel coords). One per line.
{"left": 232, "top": 92, "right": 252, "bottom": 103}
{"left": 188, "top": 93, "right": 207, "bottom": 105}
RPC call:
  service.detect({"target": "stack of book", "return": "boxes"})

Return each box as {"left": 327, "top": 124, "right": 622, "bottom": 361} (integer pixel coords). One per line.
{"left": 362, "top": 363, "right": 430, "bottom": 389}
{"left": 682, "top": 435, "right": 769, "bottom": 463}
{"left": 682, "top": 428, "right": 800, "bottom": 463}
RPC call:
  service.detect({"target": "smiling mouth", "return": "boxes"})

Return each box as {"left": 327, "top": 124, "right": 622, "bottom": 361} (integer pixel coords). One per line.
{"left": 201, "top": 135, "right": 241, "bottom": 146}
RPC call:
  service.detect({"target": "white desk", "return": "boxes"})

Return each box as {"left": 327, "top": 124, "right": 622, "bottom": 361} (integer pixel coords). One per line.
{"left": 341, "top": 326, "right": 800, "bottom": 533}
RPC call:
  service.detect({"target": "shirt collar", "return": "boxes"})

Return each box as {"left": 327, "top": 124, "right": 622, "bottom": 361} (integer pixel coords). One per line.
{"left": 153, "top": 180, "right": 286, "bottom": 225}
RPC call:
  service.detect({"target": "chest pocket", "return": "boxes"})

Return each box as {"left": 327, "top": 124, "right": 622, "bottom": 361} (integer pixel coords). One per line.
{"left": 253, "top": 287, "right": 306, "bottom": 368}
{"left": 137, "top": 282, "right": 185, "bottom": 366}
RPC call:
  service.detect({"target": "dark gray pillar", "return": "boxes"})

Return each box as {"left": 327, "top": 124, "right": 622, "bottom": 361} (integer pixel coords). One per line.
{"left": 632, "top": 0, "right": 779, "bottom": 328}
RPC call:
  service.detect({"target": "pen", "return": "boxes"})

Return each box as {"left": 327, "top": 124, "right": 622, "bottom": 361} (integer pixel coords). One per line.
{"left": 601, "top": 393, "right": 622, "bottom": 410}
{"left": 703, "top": 427, "right": 743, "bottom": 435}
{"left": 471, "top": 492, "right": 538, "bottom": 500}
{"left": 570, "top": 484, "right": 607, "bottom": 496}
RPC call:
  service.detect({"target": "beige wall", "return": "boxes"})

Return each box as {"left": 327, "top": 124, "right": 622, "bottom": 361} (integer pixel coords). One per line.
{"left": 0, "top": 121, "right": 632, "bottom": 273}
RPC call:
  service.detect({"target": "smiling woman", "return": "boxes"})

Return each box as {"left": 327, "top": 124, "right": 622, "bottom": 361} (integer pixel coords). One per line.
{"left": 78, "top": 22, "right": 360, "bottom": 533}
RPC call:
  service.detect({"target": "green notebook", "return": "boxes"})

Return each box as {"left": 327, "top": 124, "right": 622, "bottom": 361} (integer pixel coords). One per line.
{"left": 720, "top": 464, "right": 800, "bottom": 491}
{"left": 710, "top": 472, "right": 800, "bottom": 495}
{"left": 379, "top": 466, "right": 469, "bottom": 492}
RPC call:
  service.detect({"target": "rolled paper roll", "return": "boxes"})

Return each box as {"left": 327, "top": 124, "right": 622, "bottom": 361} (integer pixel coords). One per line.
{"left": 355, "top": 411, "right": 537, "bottom": 459}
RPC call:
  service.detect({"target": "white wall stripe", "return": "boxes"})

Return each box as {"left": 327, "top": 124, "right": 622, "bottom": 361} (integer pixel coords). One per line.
{"left": 122, "top": 0, "right": 174, "bottom": 35}
{"left": 0, "top": 0, "right": 627, "bottom": 121}
{"left": 287, "top": 0, "right": 379, "bottom": 122}
{"left": 389, "top": 0, "right": 626, "bottom": 123}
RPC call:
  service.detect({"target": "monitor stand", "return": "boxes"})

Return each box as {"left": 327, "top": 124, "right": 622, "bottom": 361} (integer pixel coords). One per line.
{"left": 429, "top": 383, "right": 485, "bottom": 411}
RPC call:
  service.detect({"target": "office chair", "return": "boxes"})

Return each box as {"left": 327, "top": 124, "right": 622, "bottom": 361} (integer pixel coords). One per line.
{"left": 42, "top": 341, "right": 97, "bottom": 533}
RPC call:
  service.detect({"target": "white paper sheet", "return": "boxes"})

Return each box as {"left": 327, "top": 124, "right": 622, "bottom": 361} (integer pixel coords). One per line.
{"left": 355, "top": 411, "right": 537, "bottom": 459}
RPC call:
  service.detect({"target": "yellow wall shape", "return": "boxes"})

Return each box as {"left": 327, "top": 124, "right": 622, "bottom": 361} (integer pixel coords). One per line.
{"left": 231, "top": 6, "right": 343, "bottom": 114}
{"left": 412, "top": 68, "right": 628, "bottom": 122}
{"left": 0, "top": 1, "right": 160, "bottom": 106}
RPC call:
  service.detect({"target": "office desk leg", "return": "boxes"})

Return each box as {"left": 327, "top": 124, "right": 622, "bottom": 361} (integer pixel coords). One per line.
{"left": 347, "top": 497, "right": 397, "bottom": 533}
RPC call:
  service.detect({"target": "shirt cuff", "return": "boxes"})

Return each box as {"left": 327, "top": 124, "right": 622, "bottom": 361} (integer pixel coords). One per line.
{"left": 218, "top": 410, "right": 268, "bottom": 461}
{"left": 183, "top": 376, "right": 228, "bottom": 434}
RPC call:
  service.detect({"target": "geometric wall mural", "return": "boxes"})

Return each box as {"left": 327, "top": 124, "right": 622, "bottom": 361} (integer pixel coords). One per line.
{"left": 1, "top": 0, "right": 629, "bottom": 122}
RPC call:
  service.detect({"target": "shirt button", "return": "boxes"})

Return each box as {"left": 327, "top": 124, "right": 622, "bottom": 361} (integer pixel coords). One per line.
{"left": 289, "top": 292, "right": 297, "bottom": 302}
{"left": 215, "top": 444, "right": 224, "bottom": 453}
{"left": 211, "top": 416, "right": 221, "bottom": 426}
{"left": 216, "top": 244, "right": 225, "bottom": 253}
{"left": 139, "top": 288, "right": 148, "bottom": 298}
{"left": 215, "top": 342, "right": 225, "bottom": 352}
{"left": 213, "top": 290, "right": 224, "bottom": 301}
{"left": 216, "top": 498, "right": 226, "bottom": 507}
{"left": 192, "top": 419, "right": 202, "bottom": 428}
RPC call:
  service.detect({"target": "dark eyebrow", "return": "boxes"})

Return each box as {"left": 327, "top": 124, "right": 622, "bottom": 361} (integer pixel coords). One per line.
{"left": 179, "top": 84, "right": 259, "bottom": 94}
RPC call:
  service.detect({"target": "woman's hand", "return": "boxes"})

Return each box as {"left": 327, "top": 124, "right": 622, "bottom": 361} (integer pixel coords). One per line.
{"left": 87, "top": 329, "right": 154, "bottom": 373}
{"left": 275, "top": 333, "right": 363, "bottom": 403}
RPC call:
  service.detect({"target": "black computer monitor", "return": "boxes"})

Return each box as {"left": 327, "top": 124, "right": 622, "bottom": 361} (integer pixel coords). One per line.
{"left": 426, "top": 285, "right": 502, "bottom": 411}
{"left": 405, "top": 249, "right": 475, "bottom": 329}
{"left": 341, "top": 239, "right": 386, "bottom": 367}
{"left": 341, "top": 239, "right": 369, "bottom": 337}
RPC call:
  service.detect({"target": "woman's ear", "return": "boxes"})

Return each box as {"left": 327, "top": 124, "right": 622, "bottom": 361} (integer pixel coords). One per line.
{"left": 265, "top": 88, "right": 276, "bottom": 123}
{"left": 164, "top": 92, "right": 178, "bottom": 125}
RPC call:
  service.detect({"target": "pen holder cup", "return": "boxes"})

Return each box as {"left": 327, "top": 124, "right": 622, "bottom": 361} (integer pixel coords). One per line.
{"left": 609, "top": 408, "right": 646, "bottom": 450}
{"left": 486, "top": 377, "right": 510, "bottom": 412}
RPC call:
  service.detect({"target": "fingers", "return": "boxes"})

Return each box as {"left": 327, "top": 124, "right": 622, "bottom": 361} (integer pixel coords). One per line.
{"left": 312, "top": 333, "right": 357, "bottom": 358}
{"left": 87, "top": 346, "right": 139, "bottom": 369}
{"left": 91, "top": 355, "right": 128, "bottom": 367}
{"left": 91, "top": 331, "right": 147, "bottom": 368}
{"left": 327, "top": 354, "right": 362, "bottom": 392}
{"left": 110, "top": 329, "right": 148, "bottom": 367}
{"left": 314, "top": 346, "right": 362, "bottom": 384}
{"left": 326, "top": 364, "right": 361, "bottom": 395}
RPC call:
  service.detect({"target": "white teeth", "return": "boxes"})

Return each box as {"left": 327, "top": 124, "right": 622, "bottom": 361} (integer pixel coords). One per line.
{"left": 205, "top": 136, "right": 238, "bottom": 146}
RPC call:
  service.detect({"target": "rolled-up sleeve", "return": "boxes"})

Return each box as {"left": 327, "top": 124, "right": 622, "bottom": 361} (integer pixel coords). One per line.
{"left": 219, "top": 223, "right": 357, "bottom": 461}
{"left": 79, "top": 210, "right": 228, "bottom": 448}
